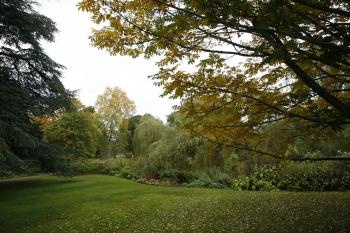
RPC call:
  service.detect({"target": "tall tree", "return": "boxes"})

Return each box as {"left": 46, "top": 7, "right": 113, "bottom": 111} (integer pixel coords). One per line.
{"left": 78, "top": 0, "right": 350, "bottom": 159}
{"left": 127, "top": 115, "right": 142, "bottom": 154}
{"left": 0, "top": 0, "right": 73, "bottom": 173}
{"left": 148, "top": 127, "right": 193, "bottom": 170}
{"left": 43, "top": 110, "right": 103, "bottom": 159}
{"left": 95, "top": 86, "right": 136, "bottom": 158}
{"left": 133, "top": 114, "right": 164, "bottom": 157}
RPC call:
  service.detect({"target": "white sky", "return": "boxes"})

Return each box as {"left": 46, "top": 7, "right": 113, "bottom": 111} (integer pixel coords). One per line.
{"left": 37, "top": 0, "right": 179, "bottom": 122}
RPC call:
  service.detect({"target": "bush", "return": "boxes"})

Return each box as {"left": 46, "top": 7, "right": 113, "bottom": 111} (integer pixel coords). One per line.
{"left": 232, "top": 167, "right": 279, "bottom": 191}
{"left": 278, "top": 161, "right": 350, "bottom": 191}
{"left": 105, "top": 158, "right": 128, "bottom": 173}
{"left": 186, "top": 181, "right": 227, "bottom": 189}
{"left": 232, "top": 162, "right": 350, "bottom": 191}
{"left": 232, "top": 177, "right": 250, "bottom": 191}
{"left": 186, "top": 179, "right": 227, "bottom": 189}
{"left": 205, "top": 167, "right": 232, "bottom": 187}
{"left": 186, "top": 168, "right": 232, "bottom": 189}
{"left": 118, "top": 167, "right": 137, "bottom": 179}
{"left": 72, "top": 158, "right": 131, "bottom": 175}
{"left": 73, "top": 160, "right": 104, "bottom": 174}
{"left": 252, "top": 180, "right": 277, "bottom": 191}
{"left": 158, "top": 170, "right": 196, "bottom": 183}
{"left": 131, "top": 157, "right": 163, "bottom": 179}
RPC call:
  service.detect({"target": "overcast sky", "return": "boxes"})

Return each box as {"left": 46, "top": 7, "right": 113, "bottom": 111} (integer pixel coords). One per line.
{"left": 37, "top": 0, "right": 179, "bottom": 122}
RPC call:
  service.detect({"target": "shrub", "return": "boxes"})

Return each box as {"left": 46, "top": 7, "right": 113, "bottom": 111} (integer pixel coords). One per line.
{"left": 205, "top": 167, "right": 232, "bottom": 187}
{"left": 251, "top": 180, "right": 277, "bottom": 191}
{"left": 118, "top": 167, "right": 137, "bottom": 179}
{"left": 131, "top": 157, "right": 164, "bottom": 179}
{"left": 104, "top": 158, "right": 128, "bottom": 173}
{"left": 232, "top": 166, "right": 279, "bottom": 191}
{"left": 186, "top": 179, "right": 227, "bottom": 189}
{"left": 72, "top": 158, "right": 131, "bottom": 175}
{"left": 232, "top": 177, "right": 250, "bottom": 191}
{"left": 186, "top": 168, "right": 232, "bottom": 189}
{"left": 278, "top": 161, "right": 350, "bottom": 191}
{"left": 73, "top": 160, "right": 104, "bottom": 174}
{"left": 232, "top": 162, "right": 350, "bottom": 191}
{"left": 158, "top": 170, "right": 196, "bottom": 183}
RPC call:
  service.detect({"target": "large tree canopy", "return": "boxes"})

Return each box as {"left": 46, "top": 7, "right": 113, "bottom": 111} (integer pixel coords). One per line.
{"left": 43, "top": 110, "right": 104, "bottom": 159}
{"left": 78, "top": 0, "right": 350, "bottom": 159}
{"left": 0, "top": 0, "right": 73, "bottom": 173}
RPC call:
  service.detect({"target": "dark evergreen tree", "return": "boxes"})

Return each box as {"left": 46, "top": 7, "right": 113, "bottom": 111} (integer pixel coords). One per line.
{"left": 0, "top": 0, "right": 73, "bottom": 174}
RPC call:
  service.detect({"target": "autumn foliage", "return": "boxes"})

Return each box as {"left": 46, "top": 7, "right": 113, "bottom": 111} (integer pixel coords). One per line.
{"left": 78, "top": 0, "right": 350, "bottom": 159}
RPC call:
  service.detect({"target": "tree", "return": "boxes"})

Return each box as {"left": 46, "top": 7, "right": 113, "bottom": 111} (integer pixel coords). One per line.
{"left": 95, "top": 86, "right": 136, "bottom": 158}
{"left": 114, "top": 118, "right": 131, "bottom": 155}
{"left": 261, "top": 120, "right": 350, "bottom": 159}
{"left": 148, "top": 127, "right": 192, "bottom": 170}
{"left": 127, "top": 115, "right": 142, "bottom": 154}
{"left": 0, "top": 0, "right": 73, "bottom": 174}
{"left": 78, "top": 0, "right": 350, "bottom": 160}
{"left": 133, "top": 114, "right": 164, "bottom": 157}
{"left": 43, "top": 110, "right": 103, "bottom": 159}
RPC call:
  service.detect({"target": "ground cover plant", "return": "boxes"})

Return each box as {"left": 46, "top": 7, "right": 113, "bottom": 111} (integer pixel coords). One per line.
{"left": 0, "top": 175, "right": 349, "bottom": 233}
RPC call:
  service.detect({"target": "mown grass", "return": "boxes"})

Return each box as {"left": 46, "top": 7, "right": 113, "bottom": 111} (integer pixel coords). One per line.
{"left": 0, "top": 175, "right": 349, "bottom": 233}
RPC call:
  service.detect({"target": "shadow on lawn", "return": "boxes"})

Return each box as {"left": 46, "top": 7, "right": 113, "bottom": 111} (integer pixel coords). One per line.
{"left": 0, "top": 176, "right": 79, "bottom": 190}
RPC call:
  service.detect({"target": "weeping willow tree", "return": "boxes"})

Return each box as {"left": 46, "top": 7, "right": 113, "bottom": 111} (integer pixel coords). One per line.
{"left": 132, "top": 114, "right": 165, "bottom": 157}
{"left": 148, "top": 127, "right": 194, "bottom": 170}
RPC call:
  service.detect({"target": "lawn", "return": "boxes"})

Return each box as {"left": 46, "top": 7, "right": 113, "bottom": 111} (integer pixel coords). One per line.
{"left": 0, "top": 175, "right": 349, "bottom": 233}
